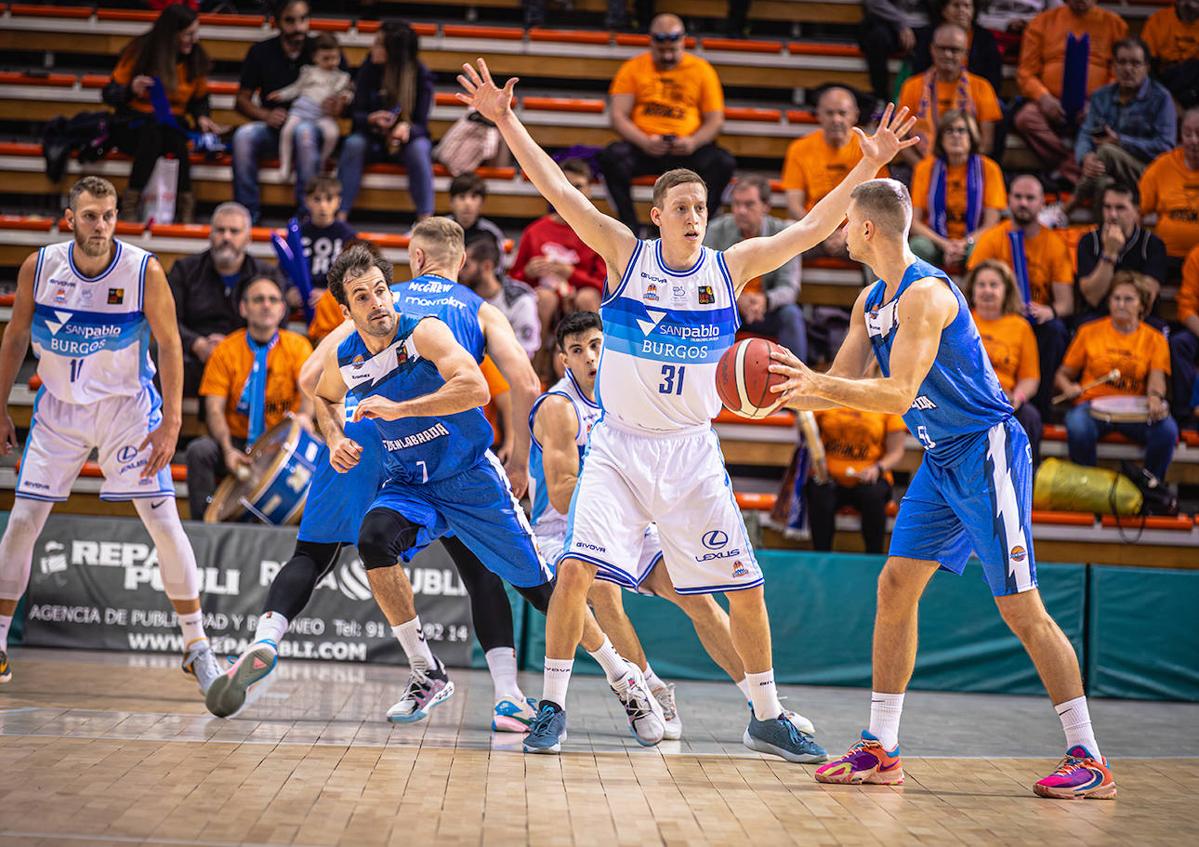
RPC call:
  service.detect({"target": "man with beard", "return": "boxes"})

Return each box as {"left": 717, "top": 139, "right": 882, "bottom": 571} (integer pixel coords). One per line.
{"left": 167, "top": 202, "right": 288, "bottom": 396}
{"left": 0, "top": 177, "right": 221, "bottom": 694}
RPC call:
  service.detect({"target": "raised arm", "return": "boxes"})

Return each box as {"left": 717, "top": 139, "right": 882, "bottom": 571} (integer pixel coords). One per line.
{"left": 141, "top": 258, "right": 184, "bottom": 478}
{"left": 457, "top": 58, "right": 638, "bottom": 281}
{"left": 532, "top": 394, "right": 584, "bottom": 515}
{"left": 479, "top": 301, "right": 540, "bottom": 498}
{"left": 721, "top": 105, "right": 917, "bottom": 292}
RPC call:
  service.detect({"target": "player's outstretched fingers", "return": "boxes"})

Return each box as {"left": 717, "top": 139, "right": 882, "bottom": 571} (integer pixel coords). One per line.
{"left": 462, "top": 61, "right": 483, "bottom": 88}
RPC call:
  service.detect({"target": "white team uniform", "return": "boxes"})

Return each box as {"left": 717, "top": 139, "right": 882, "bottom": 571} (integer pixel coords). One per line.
{"left": 16, "top": 239, "right": 174, "bottom": 501}
{"left": 561, "top": 240, "right": 762, "bottom": 594}
{"left": 528, "top": 370, "right": 662, "bottom": 593}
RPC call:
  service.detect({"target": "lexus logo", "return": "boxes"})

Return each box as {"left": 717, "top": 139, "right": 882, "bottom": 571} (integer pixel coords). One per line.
{"left": 702, "top": 530, "right": 729, "bottom": 550}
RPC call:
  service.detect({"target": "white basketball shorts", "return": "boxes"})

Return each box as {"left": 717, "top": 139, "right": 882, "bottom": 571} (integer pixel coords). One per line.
{"left": 539, "top": 523, "right": 663, "bottom": 596}
{"left": 560, "top": 420, "right": 762, "bottom": 595}
{"left": 16, "top": 386, "right": 175, "bottom": 502}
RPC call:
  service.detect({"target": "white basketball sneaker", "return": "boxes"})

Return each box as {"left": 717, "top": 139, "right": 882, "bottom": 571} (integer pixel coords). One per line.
{"left": 651, "top": 682, "right": 682, "bottom": 740}
{"left": 611, "top": 662, "right": 665, "bottom": 746}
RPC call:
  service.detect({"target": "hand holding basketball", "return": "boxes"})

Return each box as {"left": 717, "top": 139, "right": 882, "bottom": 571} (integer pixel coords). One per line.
{"left": 767, "top": 346, "right": 818, "bottom": 407}
{"left": 715, "top": 338, "right": 789, "bottom": 419}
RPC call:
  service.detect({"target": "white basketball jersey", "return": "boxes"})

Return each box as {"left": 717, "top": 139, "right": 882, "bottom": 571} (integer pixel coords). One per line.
{"left": 597, "top": 239, "right": 739, "bottom": 433}
{"left": 30, "top": 239, "right": 156, "bottom": 404}
{"left": 528, "top": 370, "right": 601, "bottom": 536}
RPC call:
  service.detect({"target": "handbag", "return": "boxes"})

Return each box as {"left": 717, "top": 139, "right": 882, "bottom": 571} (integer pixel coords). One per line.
{"left": 142, "top": 156, "right": 180, "bottom": 225}
{"left": 433, "top": 109, "right": 501, "bottom": 176}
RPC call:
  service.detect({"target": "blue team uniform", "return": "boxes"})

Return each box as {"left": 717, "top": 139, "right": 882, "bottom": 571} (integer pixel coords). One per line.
{"left": 866, "top": 259, "right": 1036, "bottom": 596}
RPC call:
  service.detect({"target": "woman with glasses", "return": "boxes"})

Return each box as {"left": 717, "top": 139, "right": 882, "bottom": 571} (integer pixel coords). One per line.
{"left": 909, "top": 110, "right": 1005, "bottom": 270}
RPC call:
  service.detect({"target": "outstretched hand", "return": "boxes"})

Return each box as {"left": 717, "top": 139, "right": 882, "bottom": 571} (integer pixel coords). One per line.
{"left": 854, "top": 104, "right": 919, "bottom": 168}
{"left": 456, "top": 58, "right": 518, "bottom": 123}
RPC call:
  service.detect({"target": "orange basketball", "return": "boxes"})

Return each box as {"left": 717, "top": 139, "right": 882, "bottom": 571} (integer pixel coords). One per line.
{"left": 715, "top": 338, "right": 788, "bottom": 419}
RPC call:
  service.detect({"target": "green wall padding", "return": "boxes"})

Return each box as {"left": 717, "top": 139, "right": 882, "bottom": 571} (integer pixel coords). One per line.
{"left": 1087, "top": 566, "right": 1199, "bottom": 701}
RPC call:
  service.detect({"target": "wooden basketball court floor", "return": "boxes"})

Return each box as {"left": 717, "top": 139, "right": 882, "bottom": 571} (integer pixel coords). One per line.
{"left": 0, "top": 647, "right": 1194, "bottom": 847}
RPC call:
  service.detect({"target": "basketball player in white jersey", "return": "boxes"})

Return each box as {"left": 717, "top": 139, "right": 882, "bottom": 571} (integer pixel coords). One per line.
{"left": 0, "top": 177, "right": 220, "bottom": 693}
{"left": 458, "top": 60, "right": 916, "bottom": 758}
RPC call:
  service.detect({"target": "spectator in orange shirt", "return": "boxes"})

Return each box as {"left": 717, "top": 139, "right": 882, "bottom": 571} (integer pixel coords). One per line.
{"left": 909, "top": 111, "right": 1005, "bottom": 269}
{"left": 964, "top": 259, "right": 1043, "bottom": 462}
{"left": 1139, "top": 108, "right": 1199, "bottom": 267}
{"left": 967, "top": 175, "right": 1074, "bottom": 412}
{"left": 912, "top": 0, "right": 1003, "bottom": 93}
{"left": 597, "top": 14, "right": 735, "bottom": 232}
{"left": 103, "top": 4, "right": 224, "bottom": 223}
{"left": 186, "top": 276, "right": 315, "bottom": 519}
{"left": 1013, "top": 0, "right": 1128, "bottom": 183}
{"left": 897, "top": 23, "right": 1003, "bottom": 163}
{"left": 805, "top": 408, "right": 906, "bottom": 554}
{"left": 1168, "top": 244, "right": 1199, "bottom": 423}
{"left": 1056, "top": 271, "right": 1177, "bottom": 481}
{"left": 1142, "top": 0, "right": 1199, "bottom": 107}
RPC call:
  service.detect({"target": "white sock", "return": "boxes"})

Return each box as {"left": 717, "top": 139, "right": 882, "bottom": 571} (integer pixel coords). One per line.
{"left": 745, "top": 669, "right": 783, "bottom": 721}
{"left": 586, "top": 636, "right": 628, "bottom": 685}
{"left": 393, "top": 617, "right": 437, "bottom": 671}
{"left": 543, "top": 657, "right": 574, "bottom": 708}
{"left": 177, "top": 610, "right": 207, "bottom": 649}
{"left": 1055, "top": 696, "right": 1101, "bottom": 759}
{"left": 485, "top": 647, "right": 523, "bottom": 700}
{"left": 0, "top": 614, "right": 12, "bottom": 652}
{"left": 254, "top": 611, "right": 288, "bottom": 647}
{"left": 643, "top": 662, "right": 666, "bottom": 692}
{"left": 735, "top": 677, "right": 752, "bottom": 702}
{"left": 869, "top": 692, "right": 905, "bottom": 751}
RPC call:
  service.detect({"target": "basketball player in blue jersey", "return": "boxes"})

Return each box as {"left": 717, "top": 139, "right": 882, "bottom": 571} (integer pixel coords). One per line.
{"left": 768, "top": 179, "right": 1116, "bottom": 800}
{"left": 458, "top": 59, "right": 917, "bottom": 758}
{"left": 0, "top": 177, "right": 220, "bottom": 693}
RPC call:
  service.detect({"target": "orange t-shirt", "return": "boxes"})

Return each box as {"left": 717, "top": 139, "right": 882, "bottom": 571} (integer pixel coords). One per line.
{"left": 897, "top": 71, "right": 1003, "bottom": 147}
{"left": 911, "top": 156, "right": 1007, "bottom": 240}
{"left": 1016, "top": 5, "right": 1127, "bottom": 101}
{"left": 111, "top": 49, "right": 208, "bottom": 117}
{"left": 780, "top": 130, "right": 888, "bottom": 209}
{"left": 1139, "top": 148, "right": 1199, "bottom": 259}
{"left": 1141, "top": 8, "right": 1199, "bottom": 66}
{"left": 480, "top": 355, "right": 510, "bottom": 445}
{"left": 972, "top": 312, "right": 1039, "bottom": 395}
{"left": 308, "top": 289, "right": 344, "bottom": 345}
{"left": 199, "top": 329, "right": 313, "bottom": 440}
{"left": 1178, "top": 244, "right": 1199, "bottom": 325}
{"left": 1061, "top": 318, "right": 1170, "bottom": 404}
{"left": 967, "top": 221, "right": 1073, "bottom": 306}
{"left": 609, "top": 52, "right": 724, "bottom": 138}
{"left": 813, "top": 408, "right": 906, "bottom": 487}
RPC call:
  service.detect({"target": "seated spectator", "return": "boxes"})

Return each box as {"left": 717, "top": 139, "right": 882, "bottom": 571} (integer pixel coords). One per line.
{"left": 509, "top": 159, "right": 606, "bottom": 352}
{"left": 597, "top": 14, "right": 735, "bottom": 232}
{"left": 1056, "top": 271, "right": 1177, "bottom": 482}
{"left": 186, "top": 276, "right": 314, "bottom": 519}
{"left": 805, "top": 408, "right": 906, "bottom": 554}
{"left": 1076, "top": 183, "right": 1167, "bottom": 323}
{"left": 103, "top": 4, "right": 222, "bottom": 223}
{"left": 1139, "top": 108, "right": 1199, "bottom": 271}
{"left": 977, "top": 0, "right": 1059, "bottom": 36}
{"left": 232, "top": 0, "right": 350, "bottom": 221}
{"left": 266, "top": 31, "right": 351, "bottom": 178}
{"left": 913, "top": 0, "right": 1004, "bottom": 93}
{"left": 460, "top": 235, "right": 541, "bottom": 359}
{"left": 168, "top": 202, "right": 288, "bottom": 396}
{"left": 1014, "top": 0, "right": 1127, "bottom": 184}
{"left": 898, "top": 23, "right": 1003, "bottom": 163}
{"left": 1169, "top": 244, "right": 1199, "bottom": 423}
{"left": 1071, "top": 38, "right": 1176, "bottom": 214}
{"left": 448, "top": 173, "right": 506, "bottom": 258}
{"left": 967, "top": 175, "right": 1074, "bottom": 413}
{"left": 964, "top": 259, "right": 1043, "bottom": 462}
{"left": 909, "top": 111, "right": 1005, "bottom": 269}
{"left": 859, "top": 0, "right": 928, "bottom": 102}
{"left": 703, "top": 175, "right": 807, "bottom": 360}
{"left": 1142, "top": 0, "right": 1199, "bottom": 108}
{"left": 337, "top": 21, "right": 435, "bottom": 222}
{"left": 300, "top": 176, "right": 356, "bottom": 305}
{"left": 782, "top": 87, "right": 886, "bottom": 259}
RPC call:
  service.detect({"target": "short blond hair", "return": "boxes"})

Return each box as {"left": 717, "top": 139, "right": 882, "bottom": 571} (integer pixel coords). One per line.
{"left": 410, "top": 216, "right": 465, "bottom": 265}
{"left": 849, "top": 178, "right": 912, "bottom": 236}
{"left": 652, "top": 168, "right": 706, "bottom": 208}
{"left": 69, "top": 176, "right": 117, "bottom": 210}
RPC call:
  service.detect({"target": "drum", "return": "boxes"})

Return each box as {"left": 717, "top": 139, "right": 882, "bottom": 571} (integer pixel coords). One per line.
{"left": 1089, "top": 395, "right": 1150, "bottom": 423}
{"left": 204, "top": 419, "right": 324, "bottom": 525}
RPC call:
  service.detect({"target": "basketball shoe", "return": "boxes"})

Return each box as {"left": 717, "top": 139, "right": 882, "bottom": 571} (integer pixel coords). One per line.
{"left": 611, "top": 661, "right": 665, "bottom": 746}
{"left": 387, "top": 660, "right": 454, "bottom": 723}
{"left": 745, "top": 701, "right": 815, "bottom": 735}
{"left": 205, "top": 640, "right": 278, "bottom": 718}
{"left": 744, "top": 712, "right": 827, "bottom": 763}
{"left": 1033, "top": 746, "right": 1117, "bottom": 799}
{"left": 523, "top": 701, "right": 567, "bottom": 753}
{"left": 814, "top": 731, "right": 903, "bottom": 784}
{"left": 493, "top": 695, "right": 538, "bottom": 732}
{"left": 651, "top": 682, "right": 682, "bottom": 740}
{"left": 0, "top": 650, "right": 10, "bottom": 683}
{"left": 181, "top": 639, "right": 222, "bottom": 695}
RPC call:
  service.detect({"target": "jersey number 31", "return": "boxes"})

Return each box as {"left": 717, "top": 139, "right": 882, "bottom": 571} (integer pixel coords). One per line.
{"left": 658, "top": 364, "right": 685, "bottom": 395}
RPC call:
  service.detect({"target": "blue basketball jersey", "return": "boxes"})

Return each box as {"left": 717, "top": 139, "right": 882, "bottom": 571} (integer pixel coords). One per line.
{"left": 335, "top": 314, "right": 492, "bottom": 484}
{"left": 864, "top": 258, "right": 1012, "bottom": 462}
{"left": 391, "top": 274, "right": 486, "bottom": 363}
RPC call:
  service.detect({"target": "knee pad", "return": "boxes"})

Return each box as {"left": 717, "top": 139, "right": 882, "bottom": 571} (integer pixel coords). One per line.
{"left": 357, "top": 509, "right": 420, "bottom": 571}
{"left": 132, "top": 497, "right": 200, "bottom": 600}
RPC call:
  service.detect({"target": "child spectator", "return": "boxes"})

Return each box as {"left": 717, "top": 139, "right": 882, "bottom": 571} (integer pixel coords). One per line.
{"left": 448, "top": 172, "right": 506, "bottom": 258}
{"left": 267, "top": 31, "right": 352, "bottom": 177}
{"left": 301, "top": 176, "right": 355, "bottom": 301}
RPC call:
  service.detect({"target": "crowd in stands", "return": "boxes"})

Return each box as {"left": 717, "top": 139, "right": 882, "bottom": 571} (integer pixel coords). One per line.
{"left": 52, "top": 0, "right": 1199, "bottom": 530}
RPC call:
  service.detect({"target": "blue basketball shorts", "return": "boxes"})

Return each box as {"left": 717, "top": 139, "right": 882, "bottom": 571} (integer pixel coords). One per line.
{"left": 297, "top": 419, "right": 387, "bottom": 545}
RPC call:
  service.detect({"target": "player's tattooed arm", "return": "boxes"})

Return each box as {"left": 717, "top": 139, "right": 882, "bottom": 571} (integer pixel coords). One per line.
{"left": 0, "top": 253, "right": 38, "bottom": 454}
{"left": 141, "top": 258, "right": 184, "bottom": 477}
{"left": 532, "top": 394, "right": 583, "bottom": 515}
